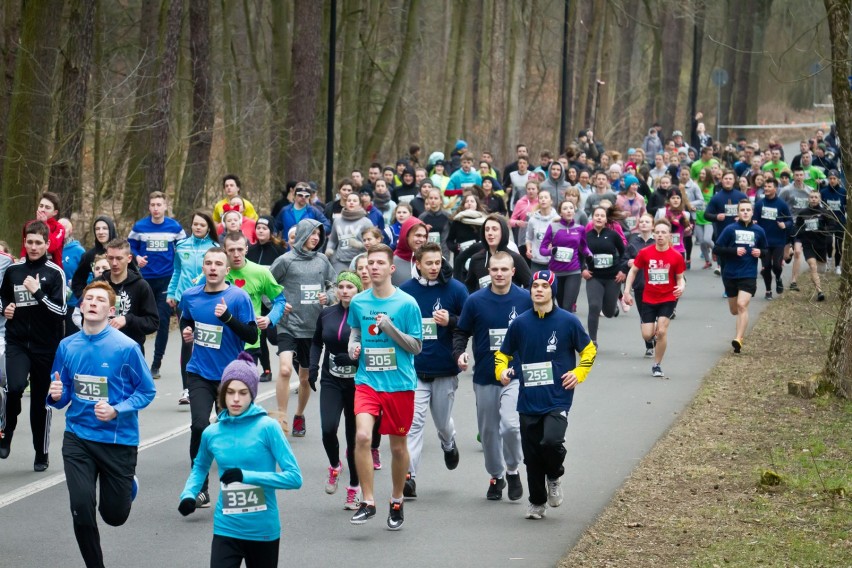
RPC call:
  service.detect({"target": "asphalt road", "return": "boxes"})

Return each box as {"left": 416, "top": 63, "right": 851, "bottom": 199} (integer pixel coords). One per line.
{"left": 0, "top": 263, "right": 778, "bottom": 568}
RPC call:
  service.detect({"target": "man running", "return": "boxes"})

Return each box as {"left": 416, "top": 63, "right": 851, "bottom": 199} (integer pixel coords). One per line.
{"left": 399, "top": 242, "right": 468, "bottom": 498}
{"left": 453, "top": 252, "right": 532, "bottom": 501}
{"left": 713, "top": 200, "right": 768, "bottom": 354}
{"left": 753, "top": 178, "right": 793, "bottom": 300}
{"left": 347, "top": 244, "right": 422, "bottom": 530}
{"left": 622, "top": 219, "right": 686, "bottom": 378}
{"left": 48, "top": 281, "right": 156, "bottom": 568}
{"left": 495, "top": 271, "right": 596, "bottom": 519}
{"left": 179, "top": 247, "right": 257, "bottom": 507}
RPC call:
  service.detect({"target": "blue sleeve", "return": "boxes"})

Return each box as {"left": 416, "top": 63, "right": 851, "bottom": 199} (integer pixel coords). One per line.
{"left": 315, "top": 209, "right": 332, "bottom": 235}
{"left": 128, "top": 222, "right": 143, "bottom": 257}
{"left": 241, "top": 421, "right": 303, "bottom": 490}
{"left": 112, "top": 345, "right": 157, "bottom": 415}
{"left": 167, "top": 250, "right": 182, "bottom": 299}
{"left": 46, "top": 344, "right": 73, "bottom": 410}
{"left": 180, "top": 429, "right": 214, "bottom": 500}
{"left": 267, "top": 291, "right": 286, "bottom": 325}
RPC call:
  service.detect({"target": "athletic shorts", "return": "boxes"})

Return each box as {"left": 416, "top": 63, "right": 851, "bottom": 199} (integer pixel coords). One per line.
{"left": 723, "top": 277, "right": 757, "bottom": 297}
{"left": 354, "top": 384, "right": 414, "bottom": 436}
{"left": 276, "top": 333, "right": 311, "bottom": 365}
{"left": 638, "top": 300, "right": 677, "bottom": 324}
{"left": 802, "top": 244, "right": 828, "bottom": 262}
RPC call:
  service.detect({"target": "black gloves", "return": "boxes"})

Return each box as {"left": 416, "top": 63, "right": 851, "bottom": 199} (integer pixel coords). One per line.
{"left": 178, "top": 498, "right": 197, "bottom": 516}
{"left": 220, "top": 468, "right": 244, "bottom": 485}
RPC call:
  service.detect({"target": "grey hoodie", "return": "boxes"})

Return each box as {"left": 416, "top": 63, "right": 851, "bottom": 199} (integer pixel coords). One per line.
{"left": 270, "top": 219, "right": 337, "bottom": 338}
{"left": 540, "top": 162, "right": 570, "bottom": 203}
{"left": 326, "top": 209, "right": 375, "bottom": 272}
{"left": 525, "top": 209, "right": 560, "bottom": 264}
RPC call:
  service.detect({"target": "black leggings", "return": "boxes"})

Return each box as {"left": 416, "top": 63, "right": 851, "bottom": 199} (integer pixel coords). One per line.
{"left": 555, "top": 273, "right": 582, "bottom": 312}
{"left": 188, "top": 373, "right": 219, "bottom": 493}
{"left": 210, "top": 535, "right": 279, "bottom": 568}
{"left": 830, "top": 231, "right": 843, "bottom": 266}
{"left": 761, "top": 246, "right": 785, "bottom": 291}
{"left": 585, "top": 277, "right": 620, "bottom": 341}
{"left": 319, "top": 375, "right": 358, "bottom": 487}
{"left": 176, "top": 307, "right": 192, "bottom": 390}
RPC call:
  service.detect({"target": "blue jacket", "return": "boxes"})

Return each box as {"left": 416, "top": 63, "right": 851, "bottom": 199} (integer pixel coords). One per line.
{"left": 820, "top": 185, "right": 847, "bottom": 227}
{"left": 713, "top": 220, "right": 768, "bottom": 279}
{"left": 275, "top": 204, "right": 331, "bottom": 242}
{"left": 166, "top": 234, "right": 218, "bottom": 302}
{"left": 753, "top": 196, "right": 793, "bottom": 247}
{"left": 128, "top": 216, "right": 187, "bottom": 279}
{"left": 705, "top": 188, "right": 748, "bottom": 235}
{"left": 62, "top": 239, "right": 86, "bottom": 307}
{"left": 180, "top": 404, "right": 302, "bottom": 541}
{"left": 48, "top": 325, "right": 156, "bottom": 446}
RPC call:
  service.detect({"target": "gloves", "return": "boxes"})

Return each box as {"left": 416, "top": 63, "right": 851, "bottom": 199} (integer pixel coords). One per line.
{"left": 220, "top": 468, "right": 244, "bottom": 485}
{"left": 178, "top": 498, "right": 197, "bottom": 517}
{"left": 308, "top": 376, "right": 317, "bottom": 392}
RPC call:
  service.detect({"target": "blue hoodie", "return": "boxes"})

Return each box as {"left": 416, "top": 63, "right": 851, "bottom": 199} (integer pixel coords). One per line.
{"left": 166, "top": 234, "right": 219, "bottom": 302}
{"left": 62, "top": 239, "right": 86, "bottom": 308}
{"left": 181, "top": 404, "right": 302, "bottom": 541}
{"left": 753, "top": 195, "right": 793, "bottom": 247}
{"left": 713, "top": 220, "right": 768, "bottom": 279}
{"left": 48, "top": 325, "right": 156, "bottom": 446}
{"left": 705, "top": 188, "right": 749, "bottom": 236}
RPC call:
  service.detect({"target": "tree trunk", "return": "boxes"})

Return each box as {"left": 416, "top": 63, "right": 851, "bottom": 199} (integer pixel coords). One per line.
{"left": 578, "top": 0, "right": 604, "bottom": 131}
{"left": 48, "top": 0, "right": 95, "bottom": 217}
{"left": 730, "top": 0, "right": 755, "bottom": 138}
{"left": 660, "top": 7, "right": 685, "bottom": 133}
{"left": 491, "top": 0, "right": 508, "bottom": 161}
{"left": 820, "top": 0, "right": 852, "bottom": 398}
{"left": 0, "top": 0, "right": 63, "bottom": 249}
{"left": 744, "top": 0, "right": 772, "bottom": 128}
{"left": 444, "top": 0, "right": 468, "bottom": 152}
{"left": 269, "top": 0, "right": 292, "bottom": 193}
{"left": 337, "top": 0, "right": 362, "bottom": 172}
{"left": 642, "top": 0, "right": 663, "bottom": 130}
{"left": 177, "top": 0, "right": 213, "bottom": 224}
{"left": 0, "top": 2, "right": 22, "bottom": 191}
{"left": 503, "top": 0, "right": 531, "bottom": 160}
{"left": 686, "top": 0, "right": 705, "bottom": 129}
{"left": 718, "top": 0, "right": 739, "bottom": 142}
{"left": 282, "top": 0, "right": 323, "bottom": 182}
{"left": 611, "top": 0, "right": 640, "bottom": 148}
{"left": 221, "top": 0, "right": 244, "bottom": 175}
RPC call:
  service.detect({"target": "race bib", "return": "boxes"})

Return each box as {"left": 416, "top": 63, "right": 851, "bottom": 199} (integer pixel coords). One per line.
{"left": 146, "top": 238, "right": 168, "bottom": 252}
{"left": 521, "top": 361, "right": 553, "bottom": 387}
{"left": 421, "top": 318, "right": 437, "bottom": 341}
{"left": 221, "top": 482, "right": 267, "bottom": 515}
{"left": 328, "top": 355, "right": 356, "bottom": 378}
{"left": 364, "top": 347, "right": 397, "bottom": 371}
{"left": 672, "top": 233, "right": 681, "bottom": 246}
{"left": 398, "top": 195, "right": 415, "bottom": 204}
{"left": 795, "top": 197, "right": 808, "bottom": 209}
{"left": 762, "top": 207, "right": 777, "bottom": 220}
{"left": 339, "top": 237, "right": 351, "bottom": 249}
{"left": 734, "top": 230, "right": 755, "bottom": 246}
{"left": 554, "top": 247, "right": 574, "bottom": 263}
{"left": 725, "top": 204, "right": 739, "bottom": 216}
{"left": 427, "top": 232, "right": 441, "bottom": 244}
{"left": 478, "top": 275, "right": 492, "bottom": 289}
{"left": 804, "top": 218, "right": 819, "bottom": 231}
{"left": 459, "top": 240, "right": 476, "bottom": 252}
{"left": 626, "top": 216, "right": 637, "bottom": 229}
{"left": 489, "top": 328, "right": 507, "bottom": 351}
{"left": 648, "top": 268, "right": 669, "bottom": 285}
{"left": 13, "top": 284, "right": 38, "bottom": 307}
{"left": 74, "top": 374, "right": 109, "bottom": 402}
{"left": 195, "top": 322, "right": 223, "bottom": 349}
{"left": 593, "top": 254, "right": 613, "bottom": 269}
{"left": 826, "top": 199, "right": 841, "bottom": 211}
{"left": 534, "top": 230, "right": 545, "bottom": 242}
{"left": 300, "top": 284, "right": 321, "bottom": 304}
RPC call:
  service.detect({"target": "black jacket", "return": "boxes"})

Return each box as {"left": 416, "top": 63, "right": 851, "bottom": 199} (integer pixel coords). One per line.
{"left": 0, "top": 255, "right": 66, "bottom": 352}
{"left": 98, "top": 269, "right": 159, "bottom": 347}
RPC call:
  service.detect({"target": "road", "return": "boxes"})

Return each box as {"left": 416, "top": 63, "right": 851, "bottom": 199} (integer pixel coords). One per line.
{"left": 0, "top": 264, "right": 775, "bottom": 568}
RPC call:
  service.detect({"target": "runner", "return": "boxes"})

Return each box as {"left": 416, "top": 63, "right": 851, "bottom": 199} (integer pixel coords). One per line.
{"left": 400, "top": 242, "right": 469, "bottom": 498}
{"left": 178, "top": 352, "right": 302, "bottom": 568}
{"left": 458, "top": 214, "right": 531, "bottom": 293}
{"left": 622, "top": 219, "right": 686, "bottom": 377}
{"left": 309, "top": 272, "right": 363, "bottom": 510}
{"left": 713, "top": 200, "right": 768, "bottom": 353}
{"left": 347, "top": 244, "right": 422, "bottom": 530}
{"left": 753, "top": 178, "right": 793, "bottom": 300}
{"left": 584, "top": 206, "right": 628, "bottom": 346}
{"left": 269, "top": 220, "right": 336, "bottom": 436}
{"left": 391, "top": 216, "right": 429, "bottom": 286}
{"left": 453, "top": 252, "right": 532, "bottom": 502}
{"left": 704, "top": 170, "right": 748, "bottom": 276}
{"left": 525, "top": 189, "right": 559, "bottom": 273}
{"left": 128, "top": 191, "right": 186, "bottom": 378}
{"left": 0, "top": 221, "right": 66, "bottom": 470}
{"left": 48, "top": 281, "right": 156, "bottom": 568}
{"left": 166, "top": 212, "right": 219, "bottom": 405}
{"left": 625, "top": 213, "right": 656, "bottom": 356}
{"left": 793, "top": 192, "right": 833, "bottom": 301}
{"left": 179, "top": 247, "right": 257, "bottom": 507}
{"left": 539, "top": 200, "right": 590, "bottom": 312}
{"left": 780, "top": 168, "right": 812, "bottom": 290}
{"left": 495, "top": 270, "right": 596, "bottom": 519}
{"left": 820, "top": 170, "right": 847, "bottom": 274}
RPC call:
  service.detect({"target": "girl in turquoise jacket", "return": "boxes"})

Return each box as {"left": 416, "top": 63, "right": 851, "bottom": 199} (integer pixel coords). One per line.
{"left": 178, "top": 352, "right": 302, "bottom": 567}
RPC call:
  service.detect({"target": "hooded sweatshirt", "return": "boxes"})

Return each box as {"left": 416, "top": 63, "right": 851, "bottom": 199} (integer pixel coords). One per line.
{"left": 446, "top": 210, "right": 486, "bottom": 256}
{"left": 462, "top": 216, "right": 532, "bottom": 293}
{"left": 21, "top": 216, "right": 65, "bottom": 270}
{"left": 539, "top": 217, "right": 590, "bottom": 273}
{"left": 0, "top": 254, "right": 66, "bottom": 352}
{"left": 393, "top": 166, "right": 420, "bottom": 203}
{"left": 326, "top": 207, "right": 374, "bottom": 272}
{"left": 63, "top": 238, "right": 86, "bottom": 308}
{"left": 419, "top": 209, "right": 451, "bottom": 258}
{"left": 392, "top": 217, "right": 427, "bottom": 287}
{"left": 525, "top": 209, "right": 561, "bottom": 265}
{"left": 540, "top": 162, "right": 570, "bottom": 203}
{"left": 270, "top": 219, "right": 337, "bottom": 338}
{"left": 72, "top": 215, "right": 118, "bottom": 299}
{"left": 99, "top": 268, "right": 159, "bottom": 347}
{"left": 180, "top": 403, "right": 302, "bottom": 541}
{"left": 166, "top": 232, "right": 219, "bottom": 303}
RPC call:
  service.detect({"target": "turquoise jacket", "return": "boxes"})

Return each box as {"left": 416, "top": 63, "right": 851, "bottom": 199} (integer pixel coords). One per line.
{"left": 166, "top": 234, "right": 218, "bottom": 302}
{"left": 180, "top": 404, "right": 302, "bottom": 541}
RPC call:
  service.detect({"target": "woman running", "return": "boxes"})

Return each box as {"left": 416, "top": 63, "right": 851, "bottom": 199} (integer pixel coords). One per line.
{"left": 539, "top": 200, "right": 589, "bottom": 313}
{"left": 584, "top": 206, "right": 628, "bottom": 346}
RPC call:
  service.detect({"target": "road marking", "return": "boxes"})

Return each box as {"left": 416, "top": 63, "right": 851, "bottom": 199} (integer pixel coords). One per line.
{"left": 0, "top": 386, "right": 283, "bottom": 509}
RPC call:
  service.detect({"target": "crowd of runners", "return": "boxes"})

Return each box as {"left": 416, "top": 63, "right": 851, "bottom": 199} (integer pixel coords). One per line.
{"left": 0, "top": 118, "right": 846, "bottom": 567}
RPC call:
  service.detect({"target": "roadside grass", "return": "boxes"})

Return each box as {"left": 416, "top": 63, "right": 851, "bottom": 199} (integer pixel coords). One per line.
{"left": 561, "top": 273, "right": 851, "bottom": 568}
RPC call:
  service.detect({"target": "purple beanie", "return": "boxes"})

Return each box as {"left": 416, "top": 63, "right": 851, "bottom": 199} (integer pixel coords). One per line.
{"left": 221, "top": 352, "right": 260, "bottom": 400}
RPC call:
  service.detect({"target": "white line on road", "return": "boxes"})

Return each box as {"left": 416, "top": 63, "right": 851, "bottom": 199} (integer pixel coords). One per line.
{"left": 0, "top": 386, "right": 283, "bottom": 510}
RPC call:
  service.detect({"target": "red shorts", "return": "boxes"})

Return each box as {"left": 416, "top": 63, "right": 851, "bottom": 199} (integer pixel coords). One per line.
{"left": 354, "top": 384, "right": 415, "bottom": 437}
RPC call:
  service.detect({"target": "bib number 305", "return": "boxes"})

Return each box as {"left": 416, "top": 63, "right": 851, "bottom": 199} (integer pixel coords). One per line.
{"left": 364, "top": 348, "right": 397, "bottom": 371}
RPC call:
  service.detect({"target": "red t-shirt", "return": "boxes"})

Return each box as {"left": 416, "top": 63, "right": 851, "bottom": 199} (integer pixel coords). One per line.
{"left": 633, "top": 245, "right": 685, "bottom": 304}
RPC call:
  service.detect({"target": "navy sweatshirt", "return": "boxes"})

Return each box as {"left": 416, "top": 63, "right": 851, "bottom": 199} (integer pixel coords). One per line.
{"left": 753, "top": 196, "right": 793, "bottom": 247}
{"left": 713, "top": 220, "right": 767, "bottom": 279}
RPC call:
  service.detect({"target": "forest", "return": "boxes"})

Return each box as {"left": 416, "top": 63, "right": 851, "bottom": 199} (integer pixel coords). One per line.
{"left": 0, "top": 0, "right": 839, "bottom": 248}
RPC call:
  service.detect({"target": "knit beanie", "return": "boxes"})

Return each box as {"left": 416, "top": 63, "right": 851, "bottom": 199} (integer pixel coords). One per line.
{"left": 530, "top": 270, "right": 557, "bottom": 295}
{"left": 336, "top": 270, "right": 363, "bottom": 292}
{"left": 221, "top": 352, "right": 260, "bottom": 400}
{"left": 622, "top": 175, "right": 639, "bottom": 190}
{"left": 454, "top": 139, "right": 468, "bottom": 152}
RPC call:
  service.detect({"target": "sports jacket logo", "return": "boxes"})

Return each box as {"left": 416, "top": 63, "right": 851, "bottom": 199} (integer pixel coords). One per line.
{"left": 546, "top": 331, "right": 557, "bottom": 352}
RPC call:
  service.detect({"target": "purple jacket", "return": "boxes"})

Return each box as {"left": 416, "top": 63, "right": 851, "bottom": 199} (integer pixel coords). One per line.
{"left": 539, "top": 219, "right": 590, "bottom": 273}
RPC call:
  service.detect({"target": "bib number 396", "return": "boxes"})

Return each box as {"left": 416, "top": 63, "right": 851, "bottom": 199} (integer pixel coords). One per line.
{"left": 221, "top": 482, "right": 267, "bottom": 515}
{"left": 364, "top": 348, "right": 397, "bottom": 371}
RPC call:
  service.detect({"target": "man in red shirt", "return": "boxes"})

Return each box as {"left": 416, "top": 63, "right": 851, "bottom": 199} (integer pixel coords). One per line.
{"left": 622, "top": 218, "right": 686, "bottom": 378}
{"left": 19, "top": 191, "right": 65, "bottom": 271}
